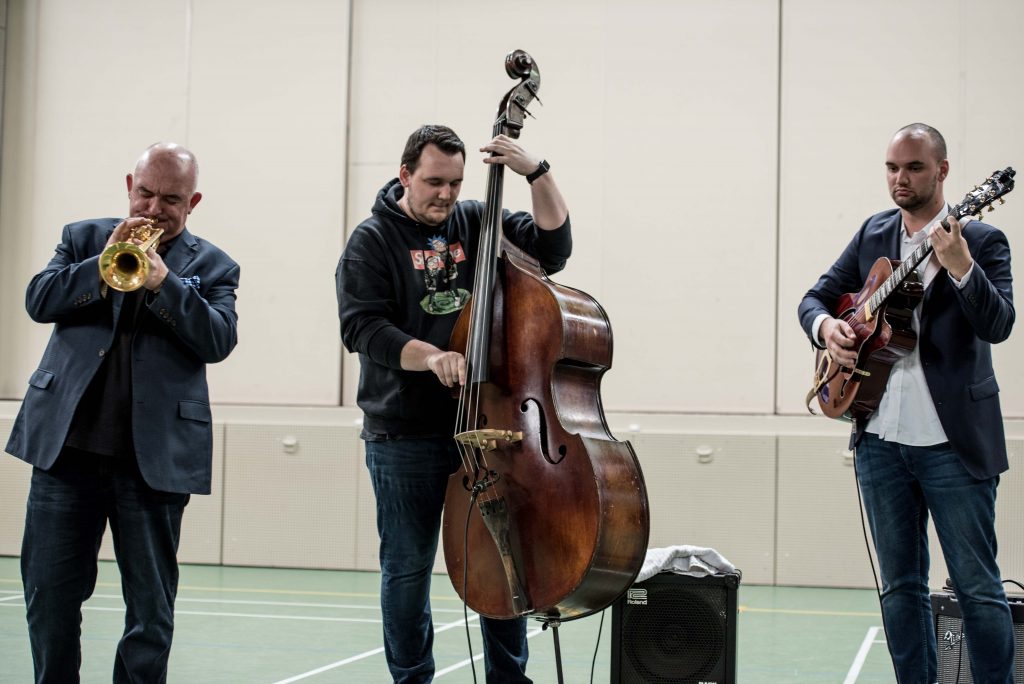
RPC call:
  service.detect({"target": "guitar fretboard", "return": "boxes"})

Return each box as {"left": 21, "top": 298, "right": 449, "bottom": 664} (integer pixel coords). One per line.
{"left": 867, "top": 234, "right": 935, "bottom": 314}
{"left": 863, "top": 169, "right": 1015, "bottom": 317}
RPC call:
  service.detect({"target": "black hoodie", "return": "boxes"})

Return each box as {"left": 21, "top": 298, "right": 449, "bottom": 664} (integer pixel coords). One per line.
{"left": 336, "top": 178, "right": 572, "bottom": 438}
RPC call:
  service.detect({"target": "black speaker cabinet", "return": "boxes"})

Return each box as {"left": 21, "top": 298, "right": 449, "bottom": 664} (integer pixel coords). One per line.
{"left": 611, "top": 571, "right": 740, "bottom": 684}
{"left": 931, "top": 587, "right": 1024, "bottom": 683}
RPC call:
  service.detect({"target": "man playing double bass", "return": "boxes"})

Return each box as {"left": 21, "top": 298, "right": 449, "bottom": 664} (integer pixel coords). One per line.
{"left": 798, "top": 123, "right": 1015, "bottom": 683}
{"left": 335, "top": 124, "right": 570, "bottom": 683}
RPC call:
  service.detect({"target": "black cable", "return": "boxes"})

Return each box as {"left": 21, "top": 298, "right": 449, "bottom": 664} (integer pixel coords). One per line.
{"left": 588, "top": 608, "right": 605, "bottom": 684}
{"left": 461, "top": 488, "right": 480, "bottom": 683}
{"left": 954, "top": 624, "right": 965, "bottom": 683}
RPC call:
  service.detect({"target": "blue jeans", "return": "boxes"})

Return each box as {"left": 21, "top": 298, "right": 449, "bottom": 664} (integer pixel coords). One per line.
{"left": 364, "top": 437, "right": 530, "bottom": 683}
{"left": 855, "top": 433, "right": 1014, "bottom": 684}
{"left": 21, "top": 448, "right": 189, "bottom": 684}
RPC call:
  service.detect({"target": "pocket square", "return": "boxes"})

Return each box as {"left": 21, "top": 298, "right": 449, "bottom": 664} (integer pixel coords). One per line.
{"left": 180, "top": 275, "right": 201, "bottom": 289}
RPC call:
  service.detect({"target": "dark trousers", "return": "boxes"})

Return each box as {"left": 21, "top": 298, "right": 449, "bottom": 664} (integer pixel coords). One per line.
{"left": 856, "top": 433, "right": 1015, "bottom": 684}
{"left": 364, "top": 437, "right": 531, "bottom": 683}
{"left": 21, "top": 448, "right": 189, "bottom": 683}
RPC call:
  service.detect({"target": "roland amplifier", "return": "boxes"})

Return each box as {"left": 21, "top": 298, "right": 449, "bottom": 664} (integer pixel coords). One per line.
{"left": 611, "top": 571, "right": 740, "bottom": 684}
{"left": 931, "top": 585, "right": 1024, "bottom": 683}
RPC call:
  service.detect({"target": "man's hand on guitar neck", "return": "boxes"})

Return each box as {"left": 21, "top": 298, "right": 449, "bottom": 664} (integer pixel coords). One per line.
{"left": 930, "top": 215, "right": 974, "bottom": 282}
{"left": 820, "top": 317, "right": 859, "bottom": 368}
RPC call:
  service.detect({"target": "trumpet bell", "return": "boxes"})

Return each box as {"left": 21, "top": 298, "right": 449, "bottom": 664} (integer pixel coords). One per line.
{"left": 97, "top": 224, "right": 164, "bottom": 292}
{"left": 99, "top": 242, "right": 151, "bottom": 292}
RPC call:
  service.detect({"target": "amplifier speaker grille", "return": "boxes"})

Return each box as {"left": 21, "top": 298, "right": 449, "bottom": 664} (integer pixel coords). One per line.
{"left": 932, "top": 589, "right": 1024, "bottom": 683}
{"left": 611, "top": 572, "right": 739, "bottom": 684}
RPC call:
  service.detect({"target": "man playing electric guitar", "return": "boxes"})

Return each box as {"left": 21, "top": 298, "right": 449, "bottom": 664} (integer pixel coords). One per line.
{"left": 798, "top": 123, "right": 1016, "bottom": 683}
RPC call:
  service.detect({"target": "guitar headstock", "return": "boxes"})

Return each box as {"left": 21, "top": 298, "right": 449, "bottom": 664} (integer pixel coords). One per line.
{"left": 493, "top": 50, "right": 541, "bottom": 139}
{"left": 950, "top": 167, "right": 1016, "bottom": 221}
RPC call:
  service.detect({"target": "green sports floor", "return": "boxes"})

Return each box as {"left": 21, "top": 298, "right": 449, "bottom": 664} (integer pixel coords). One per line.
{"left": 0, "top": 556, "right": 900, "bottom": 683}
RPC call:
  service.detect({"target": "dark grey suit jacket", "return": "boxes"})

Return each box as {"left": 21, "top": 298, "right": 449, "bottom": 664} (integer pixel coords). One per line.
{"left": 798, "top": 208, "right": 1014, "bottom": 480}
{"left": 5, "top": 218, "right": 240, "bottom": 494}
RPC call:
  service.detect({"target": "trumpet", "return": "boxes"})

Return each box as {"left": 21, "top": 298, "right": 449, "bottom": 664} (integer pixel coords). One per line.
{"left": 98, "top": 221, "right": 165, "bottom": 292}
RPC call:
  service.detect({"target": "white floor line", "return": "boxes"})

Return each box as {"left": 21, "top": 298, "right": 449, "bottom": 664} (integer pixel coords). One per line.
{"left": 1, "top": 591, "right": 470, "bottom": 613}
{"left": 434, "top": 627, "right": 544, "bottom": 679}
{"left": 272, "top": 645, "right": 387, "bottom": 683}
{"left": 1, "top": 603, "right": 384, "bottom": 623}
{"left": 843, "top": 625, "right": 883, "bottom": 684}
{"left": 271, "top": 615, "right": 482, "bottom": 682}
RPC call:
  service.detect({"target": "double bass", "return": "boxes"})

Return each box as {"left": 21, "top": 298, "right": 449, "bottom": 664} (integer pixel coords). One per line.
{"left": 441, "top": 50, "right": 650, "bottom": 627}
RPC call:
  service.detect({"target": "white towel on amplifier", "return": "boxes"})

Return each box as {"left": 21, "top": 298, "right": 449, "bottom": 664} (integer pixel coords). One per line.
{"left": 636, "top": 545, "right": 736, "bottom": 583}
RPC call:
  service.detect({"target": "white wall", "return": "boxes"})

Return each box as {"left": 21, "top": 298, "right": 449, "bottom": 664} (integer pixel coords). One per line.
{"left": 3, "top": 0, "right": 1023, "bottom": 415}
{"left": 0, "top": 0, "right": 350, "bottom": 405}
{"left": 2, "top": 0, "right": 1024, "bottom": 583}
{"left": 777, "top": 0, "right": 1024, "bottom": 415}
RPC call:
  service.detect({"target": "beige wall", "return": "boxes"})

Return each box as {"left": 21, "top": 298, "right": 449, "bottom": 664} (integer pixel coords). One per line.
{"left": 0, "top": 0, "right": 350, "bottom": 404}
{"left": 4, "top": 0, "right": 1022, "bottom": 415}
{"left": 2, "top": 0, "right": 1024, "bottom": 582}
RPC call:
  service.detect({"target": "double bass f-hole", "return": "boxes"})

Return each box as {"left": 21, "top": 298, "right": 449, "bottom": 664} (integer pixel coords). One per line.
{"left": 520, "top": 397, "right": 563, "bottom": 465}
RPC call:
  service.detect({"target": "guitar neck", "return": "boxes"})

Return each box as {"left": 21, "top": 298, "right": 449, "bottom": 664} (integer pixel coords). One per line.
{"left": 866, "top": 205, "right": 967, "bottom": 314}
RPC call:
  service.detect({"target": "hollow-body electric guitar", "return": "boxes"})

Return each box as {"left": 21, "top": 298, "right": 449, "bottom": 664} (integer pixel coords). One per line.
{"left": 809, "top": 167, "right": 1016, "bottom": 420}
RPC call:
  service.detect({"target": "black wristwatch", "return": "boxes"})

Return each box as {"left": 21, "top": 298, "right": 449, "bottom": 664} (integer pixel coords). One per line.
{"left": 526, "top": 159, "right": 550, "bottom": 184}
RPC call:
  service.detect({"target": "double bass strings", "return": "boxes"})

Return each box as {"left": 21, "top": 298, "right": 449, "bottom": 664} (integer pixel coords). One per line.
{"left": 454, "top": 140, "right": 507, "bottom": 499}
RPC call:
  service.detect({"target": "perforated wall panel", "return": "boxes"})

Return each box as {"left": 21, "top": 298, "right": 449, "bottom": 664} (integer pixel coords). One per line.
{"left": 222, "top": 422, "right": 362, "bottom": 569}
{"left": 631, "top": 432, "right": 775, "bottom": 584}
{"left": 776, "top": 434, "right": 878, "bottom": 587}
{"left": 0, "top": 417, "right": 31, "bottom": 556}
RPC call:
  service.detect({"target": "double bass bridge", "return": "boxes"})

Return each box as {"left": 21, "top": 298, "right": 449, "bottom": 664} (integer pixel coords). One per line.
{"left": 455, "top": 428, "right": 523, "bottom": 452}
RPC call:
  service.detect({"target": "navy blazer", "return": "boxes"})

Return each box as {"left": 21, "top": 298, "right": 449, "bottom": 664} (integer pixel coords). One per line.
{"left": 798, "top": 208, "right": 1014, "bottom": 480}
{"left": 5, "top": 218, "right": 240, "bottom": 494}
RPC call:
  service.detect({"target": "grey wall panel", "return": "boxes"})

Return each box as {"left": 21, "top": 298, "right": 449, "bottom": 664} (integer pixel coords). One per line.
{"left": 996, "top": 442, "right": 1024, "bottom": 587}
{"left": 777, "top": 435, "right": 878, "bottom": 588}
{"left": 0, "top": 418, "right": 30, "bottom": 556}
{"left": 352, "top": 439, "right": 379, "bottom": 572}
{"left": 222, "top": 423, "right": 362, "bottom": 569}
{"left": 632, "top": 432, "right": 776, "bottom": 585}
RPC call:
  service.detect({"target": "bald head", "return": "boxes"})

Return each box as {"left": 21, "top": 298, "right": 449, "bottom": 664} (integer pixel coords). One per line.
{"left": 891, "top": 123, "right": 947, "bottom": 163}
{"left": 135, "top": 142, "right": 199, "bottom": 195}
{"left": 127, "top": 142, "right": 203, "bottom": 239}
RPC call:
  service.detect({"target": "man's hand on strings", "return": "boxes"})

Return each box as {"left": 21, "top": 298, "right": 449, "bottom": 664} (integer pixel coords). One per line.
{"left": 930, "top": 216, "right": 974, "bottom": 281}
{"left": 821, "top": 317, "right": 859, "bottom": 368}
{"left": 426, "top": 351, "right": 467, "bottom": 388}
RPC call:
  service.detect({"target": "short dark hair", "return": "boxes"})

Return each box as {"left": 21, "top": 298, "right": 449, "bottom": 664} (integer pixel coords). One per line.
{"left": 895, "top": 123, "right": 947, "bottom": 162}
{"left": 401, "top": 125, "right": 466, "bottom": 173}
